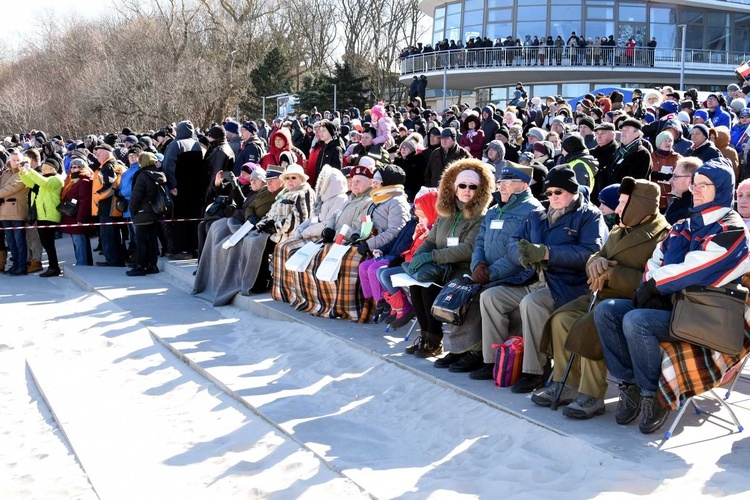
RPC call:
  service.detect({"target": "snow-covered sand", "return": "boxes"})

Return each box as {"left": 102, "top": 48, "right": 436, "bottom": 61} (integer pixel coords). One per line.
{"left": 2, "top": 237, "right": 749, "bottom": 498}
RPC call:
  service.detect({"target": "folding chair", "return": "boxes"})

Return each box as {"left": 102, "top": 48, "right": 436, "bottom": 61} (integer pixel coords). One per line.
{"left": 664, "top": 353, "right": 749, "bottom": 440}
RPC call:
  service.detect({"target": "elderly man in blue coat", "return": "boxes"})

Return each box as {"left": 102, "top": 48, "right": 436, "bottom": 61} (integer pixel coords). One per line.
{"left": 481, "top": 165, "right": 608, "bottom": 392}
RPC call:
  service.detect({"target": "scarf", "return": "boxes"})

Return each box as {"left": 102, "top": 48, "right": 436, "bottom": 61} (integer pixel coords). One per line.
{"left": 237, "top": 176, "right": 250, "bottom": 186}
{"left": 466, "top": 129, "right": 477, "bottom": 140}
{"left": 548, "top": 193, "right": 579, "bottom": 225}
{"left": 614, "top": 139, "right": 639, "bottom": 164}
{"left": 371, "top": 185, "right": 405, "bottom": 204}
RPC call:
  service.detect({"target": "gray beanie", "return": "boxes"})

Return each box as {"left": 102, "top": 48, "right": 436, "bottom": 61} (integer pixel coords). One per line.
{"left": 527, "top": 127, "right": 546, "bottom": 142}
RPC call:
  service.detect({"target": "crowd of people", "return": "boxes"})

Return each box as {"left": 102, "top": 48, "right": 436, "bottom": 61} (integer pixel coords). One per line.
{"left": 3, "top": 78, "right": 750, "bottom": 436}
{"left": 400, "top": 33, "right": 659, "bottom": 71}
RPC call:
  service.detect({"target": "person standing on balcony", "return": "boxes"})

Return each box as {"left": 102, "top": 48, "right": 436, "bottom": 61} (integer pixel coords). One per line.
{"left": 554, "top": 36, "right": 564, "bottom": 65}
{"left": 647, "top": 37, "right": 657, "bottom": 67}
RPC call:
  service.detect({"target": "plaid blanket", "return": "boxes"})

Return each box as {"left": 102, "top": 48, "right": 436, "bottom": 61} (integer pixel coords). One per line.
{"left": 272, "top": 239, "right": 373, "bottom": 322}
{"left": 272, "top": 238, "right": 307, "bottom": 304}
{"left": 658, "top": 319, "right": 750, "bottom": 411}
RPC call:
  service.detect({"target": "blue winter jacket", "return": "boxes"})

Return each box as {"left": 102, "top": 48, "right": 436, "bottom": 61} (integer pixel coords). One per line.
{"left": 471, "top": 189, "right": 543, "bottom": 284}
{"left": 378, "top": 217, "right": 418, "bottom": 258}
{"left": 508, "top": 191, "right": 608, "bottom": 307}
{"left": 709, "top": 107, "right": 731, "bottom": 128}
{"left": 119, "top": 164, "right": 138, "bottom": 218}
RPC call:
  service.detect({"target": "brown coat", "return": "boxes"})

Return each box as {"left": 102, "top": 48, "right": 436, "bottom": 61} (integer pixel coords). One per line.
{"left": 540, "top": 213, "right": 671, "bottom": 359}
{"left": 0, "top": 166, "right": 29, "bottom": 221}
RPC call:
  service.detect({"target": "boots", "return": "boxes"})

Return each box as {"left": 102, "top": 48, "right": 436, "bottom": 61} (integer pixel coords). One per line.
{"left": 0, "top": 250, "right": 6, "bottom": 273}
{"left": 385, "top": 290, "right": 415, "bottom": 330}
{"left": 27, "top": 260, "right": 43, "bottom": 273}
{"left": 371, "top": 298, "right": 389, "bottom": 323}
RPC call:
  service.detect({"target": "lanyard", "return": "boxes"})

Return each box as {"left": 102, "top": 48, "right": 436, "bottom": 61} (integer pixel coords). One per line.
{"left": 495, "top": 192, "right": 525, "bottom": 219}
{"left": 450, "top": 210, "right": 463, "bottom": 236}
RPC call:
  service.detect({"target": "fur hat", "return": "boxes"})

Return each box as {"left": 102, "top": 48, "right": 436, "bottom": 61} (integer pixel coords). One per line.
{"left": 224, "top": 120, "right": 240, "bottom": 135}
{"left": 208, "top": 125, "right": 226, "bottom": 141}
{"left": 617, "top": 177, "right": 659, "bottom": 227}
{"left": 437, "top": 158, "right": 493, "bottom": 219}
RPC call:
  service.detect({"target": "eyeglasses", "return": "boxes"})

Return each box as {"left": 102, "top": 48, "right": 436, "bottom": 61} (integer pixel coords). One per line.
{"left": 285, "top": 176, "right": 298, "bottom": 181}
{"left": 690, "top": 182, "right": 715, "bottom": 191}
{"left": 497, "top": 179, "right": 521, "bottom": 185}
{"left": 545, "top": 189, "right": 565, "bottom": 197}
{"left": 671, "top": 175, "right": 691, "bottom": 179}
{"left": 457, "top": 183, "right": 479, "bottom": 190}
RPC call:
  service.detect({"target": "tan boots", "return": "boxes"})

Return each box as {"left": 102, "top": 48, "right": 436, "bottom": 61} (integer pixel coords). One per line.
{"left": 0, "top": 250, "right": 6, "bottom": 273}
{"left": 27, "top": 260, "right": 43, "bottom": 273}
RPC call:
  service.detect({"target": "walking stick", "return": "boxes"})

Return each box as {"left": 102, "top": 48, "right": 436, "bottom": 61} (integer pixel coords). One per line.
{"left": 551, "top": 290, "right": 599, "bottom": 411}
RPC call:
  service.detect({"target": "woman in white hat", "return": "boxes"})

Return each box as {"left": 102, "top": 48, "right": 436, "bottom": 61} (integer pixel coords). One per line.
{"left": 254, "top": 163, "right": 315, "bottom": 244}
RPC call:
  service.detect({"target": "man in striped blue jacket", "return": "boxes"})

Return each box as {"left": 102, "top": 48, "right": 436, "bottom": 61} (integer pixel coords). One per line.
{"left": 594, "top": 157, "right": 750, "bottom": 435}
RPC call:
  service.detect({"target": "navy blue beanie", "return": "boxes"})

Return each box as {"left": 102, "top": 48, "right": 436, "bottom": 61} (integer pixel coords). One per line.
{"left": 598, "top": 184, "right": 620, "bottom": 211}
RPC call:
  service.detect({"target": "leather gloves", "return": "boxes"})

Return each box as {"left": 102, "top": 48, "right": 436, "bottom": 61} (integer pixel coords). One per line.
{"left": 408, "top": 253, "right": 432, "bottom": 274}
{"left": 516, "top": 239, "right": 547, "bottom": 268}
{"left": 321, "top": 227, "right": 335, "bottom": 243}
{"left": 472, "top": 261, "right": 490, "bottom": 284}
{"left": 356, "top": 241, "right": 370, "bottom": 256}
{"left": 255, "top": 219, "right": 275, "bottom": 234}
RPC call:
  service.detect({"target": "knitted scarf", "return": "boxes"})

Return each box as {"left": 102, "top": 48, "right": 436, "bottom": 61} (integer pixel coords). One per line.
{"left": 370, "top": 185, "right": 405, "bottom": 204}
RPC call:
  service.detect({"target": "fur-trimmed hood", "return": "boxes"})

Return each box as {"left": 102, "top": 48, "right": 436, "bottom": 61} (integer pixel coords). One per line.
{"left": 436, "top": 158, "right": 493, "bottom": 219}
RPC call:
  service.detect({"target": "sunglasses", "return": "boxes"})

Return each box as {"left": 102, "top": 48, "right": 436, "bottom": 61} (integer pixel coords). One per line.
{"left": 545, "top": 189, "right": 565, "bottom": 197}
{"left": 457, "top": 183, "right": 479, "bottom": 190}
{"left": 285, "top": 176, "right": 298, "bottom": 180}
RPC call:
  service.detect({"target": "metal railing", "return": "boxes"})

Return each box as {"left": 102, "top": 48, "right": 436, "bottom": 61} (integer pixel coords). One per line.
{"left": 400, "top": 46, "right": 750, "bottom": 75}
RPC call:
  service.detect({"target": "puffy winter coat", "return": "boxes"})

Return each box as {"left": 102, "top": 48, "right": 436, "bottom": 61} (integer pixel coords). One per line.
{"left": 295, "top": 165, "right": 348, "bottom": 239}
{"left": 19, "top": 169, "right": 63, "bottom": 223}
{"left": 129, "top": 166, "right": 168, "bottom": 225}
{"left": 509, "top": 190, "right": 608, "bottom": 308}
{"left": 471, "top": 189, "right": 543, "bottom": 283}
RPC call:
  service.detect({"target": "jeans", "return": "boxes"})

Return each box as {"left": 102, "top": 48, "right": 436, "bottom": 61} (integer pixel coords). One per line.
{"left": 71, "top": 234, "right": 93, "bottom": 265}
{"left": 377, "top": 265, "right": 403, "bottom": 295}
{"left": 3, "top": 220, "right": 27, "bottom": 271}
{"left": 594, "top": 299, "right": 677, "bottom": 396}
{"left": 99, "top": 214, "right": 124, "bottom": 265}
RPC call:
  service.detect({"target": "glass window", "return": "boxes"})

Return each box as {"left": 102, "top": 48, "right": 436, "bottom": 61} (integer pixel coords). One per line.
{"left": 531, "top": 84, "right": 559, "bottom": 99}
{"left": 562, "top": 83, "right": 591, "bottom": 99}
{"left": 464, "top": 10, "right": 483, "bottom": 26}
{"left": 551, "top": 6, "right": 581, "bottom": 21}
{"left": 464, "top": 0, "right": 484, "bottom": 11}
{"left": 649, "top": 23, "right": 676, "bottom": 49}
{"left": 650, "top": 8, "right": 676, "bottom": 25}
{"left": 434, "top": 18, "right": 445, "bottom": 34}
{"left": 446, "top": 13, "right": 461, "bottom": 30}
{"left": 550, "top": 21, "right": 580, "bottom": 39}
{"left": 464, "top": 24, "right": 483, "bottom": 42}
{"left": 587, "top": 4, "right": 614, "bottom": 19}
{"left": 551, "top": 0, "right": 578, "bottom": 4}
{"left": 685, "top": 25, "right": 703, "bottom": 50}
{"left": 486, "top": 22, "right": 513, "bottom": 41}
{"left": 488, "top": 8, "right": 512, "bottom": 23}
{"left": 488, "top": 0, "right": 513, "bottom": 7}
{"left": 517, "top": 21, "right": 548, "bottom": 39}
{"left": 446, "top": 26, "right": 461, "bottom": 43}
{"left": 734, "top": 13, "right": 750, "bottom": 30}
{"left": 491, "top": 87, "right": 510, "bottom": 103}
{"left": 619, "top": 3, "right": 646, "bottom": 22}
{"left": 734, "top": 29, "right": 750, "bottom": 52}
{"left": 435, "top": 6, "right": 446, "bottom": 19}
{"left": 517, "top": 0, "right": 547, "bottom": 5}
{"left": 585, "top": 21, "right": 615, "bottom": 40}
{"left": 517, "top": 7, "right": 540, "bottom": 22}
{"left": 680, "top": 11, "right": 703, "bottom": 25}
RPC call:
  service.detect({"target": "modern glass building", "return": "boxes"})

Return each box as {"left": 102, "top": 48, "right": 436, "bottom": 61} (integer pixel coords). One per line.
{"left": 399, "top": 0, "right": 750, "bottom": 104}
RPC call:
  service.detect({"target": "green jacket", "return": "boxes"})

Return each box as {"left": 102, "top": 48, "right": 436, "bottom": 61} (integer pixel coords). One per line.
{"left": 20, "top": 169, "right": 63, "bottom": 223}
{"left": 244, "top": 186, "right": 278, "bottom": 224}
{"left": 415, "top": 209, "right": 484, "bottom": 281}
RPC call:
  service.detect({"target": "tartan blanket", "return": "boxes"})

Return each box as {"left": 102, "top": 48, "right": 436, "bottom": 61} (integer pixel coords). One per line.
{"left": 272, "top": 239, "right": 373, "bottom": 322}
{"left": 658, "top": 317, "right": 750, "bottom": 411}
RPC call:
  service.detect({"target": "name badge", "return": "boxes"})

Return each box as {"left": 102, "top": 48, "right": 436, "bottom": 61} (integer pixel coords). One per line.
{"left": 490, "top": 220, "right": 504, "bottom": 230}
{"left": 660, "top": 166, "right": 672, "bottom": 174}
{"left": 311, "top": 216, "right": 319, "bottom": 223}
{"left": 447, "top": 237, "right": 459, "bottom": 247}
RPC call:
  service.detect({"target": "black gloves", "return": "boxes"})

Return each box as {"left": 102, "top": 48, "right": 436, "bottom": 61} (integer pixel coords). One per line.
{"left": 356, "top": 241, "right": 370, "bottom": 256}
{"left": 255, "top": 219, "right": 275, "bottom": 234}
{"left": 633, "top": 278, "right": 664, "bottom": 309}
{"left": 321, "top": 227, "right": 335, "bottom": 243}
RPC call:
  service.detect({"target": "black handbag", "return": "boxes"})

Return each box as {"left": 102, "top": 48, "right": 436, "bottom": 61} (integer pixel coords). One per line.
{"left": 431, "top": 276, "right": 483, "bottom": 325}
{"left": 204, "top": 195, "right": 235, "bottom": 220}
{"left": 670, "top": 284, "right": 748, "bottom": 355}
{"left": 57, "top": 199, "right": 79, "bottom": 218}
{"left": 115, "top": 196, "right": 129, "bottom": 213}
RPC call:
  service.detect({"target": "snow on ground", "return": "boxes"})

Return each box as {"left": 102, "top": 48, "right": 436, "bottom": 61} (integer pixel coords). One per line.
{"left": 1, "top": 236, "right": 749, "bottom": 499}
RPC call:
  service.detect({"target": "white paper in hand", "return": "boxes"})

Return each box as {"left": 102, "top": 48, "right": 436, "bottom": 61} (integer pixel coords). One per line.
{"left": 285, "top": 242, "right": 322, "bottom": 272}
{"left": 222, "top": 221, "right": 255, "bottom": 249}
{"left": 316, "top": 244, "right": 351, "bottom": 282}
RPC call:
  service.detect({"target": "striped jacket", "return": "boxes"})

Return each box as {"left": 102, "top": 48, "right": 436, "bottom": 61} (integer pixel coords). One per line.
{"left": 645, "top": 205, "right": 750, "bottom": 294}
